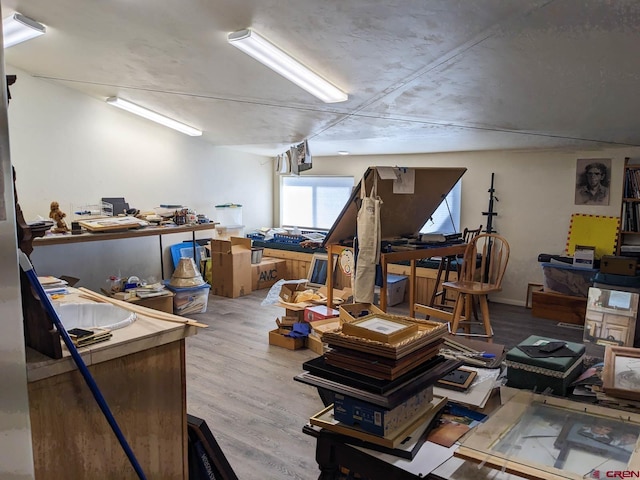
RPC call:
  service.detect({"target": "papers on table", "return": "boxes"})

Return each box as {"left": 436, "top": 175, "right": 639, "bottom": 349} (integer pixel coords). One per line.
{"left": 434, "top": 367, "right": 502, "bottom": 409}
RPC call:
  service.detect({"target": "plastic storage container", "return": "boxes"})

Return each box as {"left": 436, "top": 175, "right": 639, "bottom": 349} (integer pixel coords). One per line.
{"left": 214, "top": 225, "right": 245, "bottom": 240}
{"left": 170, "top": 241, "right": 208, "bottom": 269}
{"left": 164, "top": 283, "right": 210, "bottom": 315}
{"left": 214, "top": 203, "right": 242, "bottom": 226}
{"left": 374, "top": 274, "right": 408, "bottom": 307}
{"left": 540, "top": 262, "right": 597, "bottom": 297}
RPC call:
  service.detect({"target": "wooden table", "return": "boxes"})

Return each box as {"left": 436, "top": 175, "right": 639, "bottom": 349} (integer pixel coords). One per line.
{"left": 26, "top": 290, "right": 198, "bottom": 479}
{"left": 325, "top": 243, "right": 467, "bottom": 316}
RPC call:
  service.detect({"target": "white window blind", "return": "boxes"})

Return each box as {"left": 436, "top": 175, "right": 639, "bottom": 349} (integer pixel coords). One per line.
{"left": 281, "top": 176, "right": 353, "bottom": 230}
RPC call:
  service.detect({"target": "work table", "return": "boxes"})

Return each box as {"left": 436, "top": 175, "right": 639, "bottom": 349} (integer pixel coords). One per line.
{"left": 26, "top": 289, "right": 199, "bottom": 479}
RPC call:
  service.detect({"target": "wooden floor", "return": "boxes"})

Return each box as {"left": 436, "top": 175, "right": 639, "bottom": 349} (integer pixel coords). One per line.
{"left": 185, "top": 290, "right": 602, "bottom": 480}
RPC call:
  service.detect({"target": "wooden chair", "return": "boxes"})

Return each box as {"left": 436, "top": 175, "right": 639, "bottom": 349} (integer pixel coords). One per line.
{"left": 429, "top": 225, "right": 483, "bottom": 308}
{"left": 442, "top": 233, "right": 510, "bottom": 338}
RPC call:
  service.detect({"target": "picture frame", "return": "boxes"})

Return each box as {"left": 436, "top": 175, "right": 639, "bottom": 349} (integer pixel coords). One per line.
{"left": 602, "top": 345, "right": 640, "bottom": 401}
{"left": 575, "top": 158, "right": 611, "bottom": 206}
{"left": 456, "top": 388, "right": 640, "bottom": 479}
{"left": 584, "top": 287, "right": 639, "bottom": 347}
{"left": 341, "top": 314, "right": 419, "bottom": 344}
{"left": 187, "top": 414, "right": 239, "bottom": 480}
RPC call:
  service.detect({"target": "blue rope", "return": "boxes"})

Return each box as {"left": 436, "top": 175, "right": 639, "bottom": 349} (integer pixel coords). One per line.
{"left": 19, "top": 251, "right": 147, "bottom": 480}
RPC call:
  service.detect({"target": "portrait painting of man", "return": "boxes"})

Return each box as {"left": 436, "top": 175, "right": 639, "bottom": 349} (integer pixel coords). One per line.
{"left": 575, "top": 158, "right": 611, "bottom": 205}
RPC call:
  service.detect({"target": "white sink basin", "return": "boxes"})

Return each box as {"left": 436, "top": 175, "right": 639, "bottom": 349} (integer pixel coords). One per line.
{"left": 56, "top": 303, "right": 136, "bottom": 331}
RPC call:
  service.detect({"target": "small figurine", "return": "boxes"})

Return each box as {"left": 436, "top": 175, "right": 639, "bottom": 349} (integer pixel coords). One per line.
{"left": 49, "top": 201, "right": 69, "bottom": 233}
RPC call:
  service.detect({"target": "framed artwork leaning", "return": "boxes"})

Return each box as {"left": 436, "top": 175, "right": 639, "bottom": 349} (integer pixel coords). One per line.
{"left": 584, "top": 287, "right": 639, "bottom": 347}
{"left": 603, "top": 346, "right": 640, "bottom": 401}
{"left": 456, "top": 388, "right": 640, "bottom": 479}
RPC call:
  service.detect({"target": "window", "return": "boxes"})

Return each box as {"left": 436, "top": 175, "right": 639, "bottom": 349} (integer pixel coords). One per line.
{"left": 281, "top": 176, "right": 353, "bottom": 230}
{"left": 419, "top": 180, "right": 461, "bottom": 234}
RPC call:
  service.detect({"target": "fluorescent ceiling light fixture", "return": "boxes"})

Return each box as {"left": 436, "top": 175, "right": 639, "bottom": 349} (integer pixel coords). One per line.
{"left": 337, "top": 151, "right": 350, "bottom": 156}
{"left": 105, "top": 97, "right": 202, "bottom": 136}
{"left": 3, "top": 13, "right": 46, "bottom": 48}
{"left": 228, "top": 29, "right": 348, "bottom": 104}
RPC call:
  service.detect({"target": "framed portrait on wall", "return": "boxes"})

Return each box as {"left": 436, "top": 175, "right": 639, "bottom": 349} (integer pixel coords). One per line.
{"left": 575, "top": 158, "right": 611, "bottom": 205}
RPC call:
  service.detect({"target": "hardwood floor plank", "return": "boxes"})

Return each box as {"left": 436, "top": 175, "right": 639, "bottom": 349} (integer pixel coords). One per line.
{"left": 186, "top": 290, "right": 600, "bottom": 479}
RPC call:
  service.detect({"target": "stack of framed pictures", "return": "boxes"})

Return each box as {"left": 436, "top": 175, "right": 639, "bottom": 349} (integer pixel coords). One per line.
{"left": 297, "top": 304, "right": 460, "bottom": 460}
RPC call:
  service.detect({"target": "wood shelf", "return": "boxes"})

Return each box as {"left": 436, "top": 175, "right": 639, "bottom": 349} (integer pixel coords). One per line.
{"left": 33, "top": 222, "right": 217, "bottom": 246}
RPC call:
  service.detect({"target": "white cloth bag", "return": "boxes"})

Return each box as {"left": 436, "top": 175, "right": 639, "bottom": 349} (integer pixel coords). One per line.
{"left": 353, "top": 173, "right": 382, "bottom": 303}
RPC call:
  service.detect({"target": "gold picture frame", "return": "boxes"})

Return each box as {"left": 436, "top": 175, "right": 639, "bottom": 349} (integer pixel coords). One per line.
{"left": 456, "top": 388, "right": 640, "bottom": 479}
{"left": 341, "top": 314, "right": 418, "bottom": 344}
{"left": 603, "top": 345, "right": 640, "bottom": 402}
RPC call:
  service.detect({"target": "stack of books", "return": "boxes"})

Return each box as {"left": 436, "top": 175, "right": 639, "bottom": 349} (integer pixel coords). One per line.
{"left": 300, "top": 303, "right": 461, "bottom": 459}
{"left": 67, "top": 327, "right": 112, "bottom": 347}
{"left": 38, "top": 276, "right": 69, "bottom": 295}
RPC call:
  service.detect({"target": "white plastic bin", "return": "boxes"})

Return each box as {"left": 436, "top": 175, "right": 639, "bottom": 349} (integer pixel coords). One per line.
{"left": 214, "top": 204, "right": 242, "bottom": 226}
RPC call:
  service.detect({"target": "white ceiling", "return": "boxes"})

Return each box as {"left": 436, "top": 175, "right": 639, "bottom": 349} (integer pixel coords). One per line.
{"left": 2, "top": 0, "right": 640, "bottom": 157}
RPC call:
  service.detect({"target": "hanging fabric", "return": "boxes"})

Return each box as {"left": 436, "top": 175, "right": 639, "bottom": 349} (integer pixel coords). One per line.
{"left": 353, "top": 171, "right": 382, "bottom": 303}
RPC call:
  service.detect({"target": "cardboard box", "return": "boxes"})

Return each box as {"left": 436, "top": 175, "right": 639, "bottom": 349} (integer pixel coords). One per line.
{"left": 304, "top": 305, "right": 339, "bottom": 323}
{"left": 277, "top": 316, "right": 300, "bottom": 328}
{"left": 572, "top": 245, "right": 595, "bottom": 269}
{"left": 306, "top": 317, "right": 342, "bottom": 355}
{"left": 333, "top": 387, "right": 434, "bottom": 436}
{"left": 251, "top": 257, "right": 286, "bottom": 290}
{"left": 279, "top": 281, "right": 309, "bottom": 303}
{"left": 316, "top": 286, "right": 353, "bottom": 303}
{"left": 600, "top": 255, "right": 638, "bottom": 276}
{"left": 339, "top": 302, "right": 385, "bottom": 323}
{"left": 308, "top": 318, "right": 342, "bottom": 336}
{"left": 208, "top": 237, "right": 252, "bottom": 298}
{"left": 306, "top": 334, "right": 325, "bottom": 355}
{"left": 268, "top": 328, "right": 305, "bottom": 350}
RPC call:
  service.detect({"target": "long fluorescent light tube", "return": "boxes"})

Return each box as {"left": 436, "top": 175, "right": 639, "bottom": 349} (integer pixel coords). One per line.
{"left": 228, "top": 29, "right": 348, "bottom": 104}
{"left": 3, "top": 13, "right": 46, "bottom": 48}
{"left": 105, "top": 97, "right": 202, "bottom": 136}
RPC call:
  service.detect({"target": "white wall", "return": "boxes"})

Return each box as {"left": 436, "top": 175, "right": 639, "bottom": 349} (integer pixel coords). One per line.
{"left": 308, "top": 148, "right": 640, "bottom": 305}
{"left": 7, "top": 67, "right": 273, "bottom": 290}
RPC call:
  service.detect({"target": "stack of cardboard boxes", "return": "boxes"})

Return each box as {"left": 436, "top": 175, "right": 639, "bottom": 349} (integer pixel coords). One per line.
{"left": 206, "top": 237, "right": 286, "bottom": 297}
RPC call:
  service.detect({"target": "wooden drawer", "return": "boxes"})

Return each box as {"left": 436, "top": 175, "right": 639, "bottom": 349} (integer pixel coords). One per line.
{"left": 531, "top": 291, "right": 587, "bottom": 325}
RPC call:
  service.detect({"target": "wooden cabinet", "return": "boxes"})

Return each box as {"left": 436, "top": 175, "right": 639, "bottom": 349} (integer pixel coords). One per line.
{"left": 618, "top": 158, "right": 640, "bottom": 257}
{"left": 26, "top": 292, "right": 198, "bottom": 479}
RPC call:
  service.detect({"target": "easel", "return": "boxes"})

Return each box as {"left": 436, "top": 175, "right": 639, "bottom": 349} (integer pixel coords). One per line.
{"left": 483, "top": 173, "right": 498, "bottom": 234}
